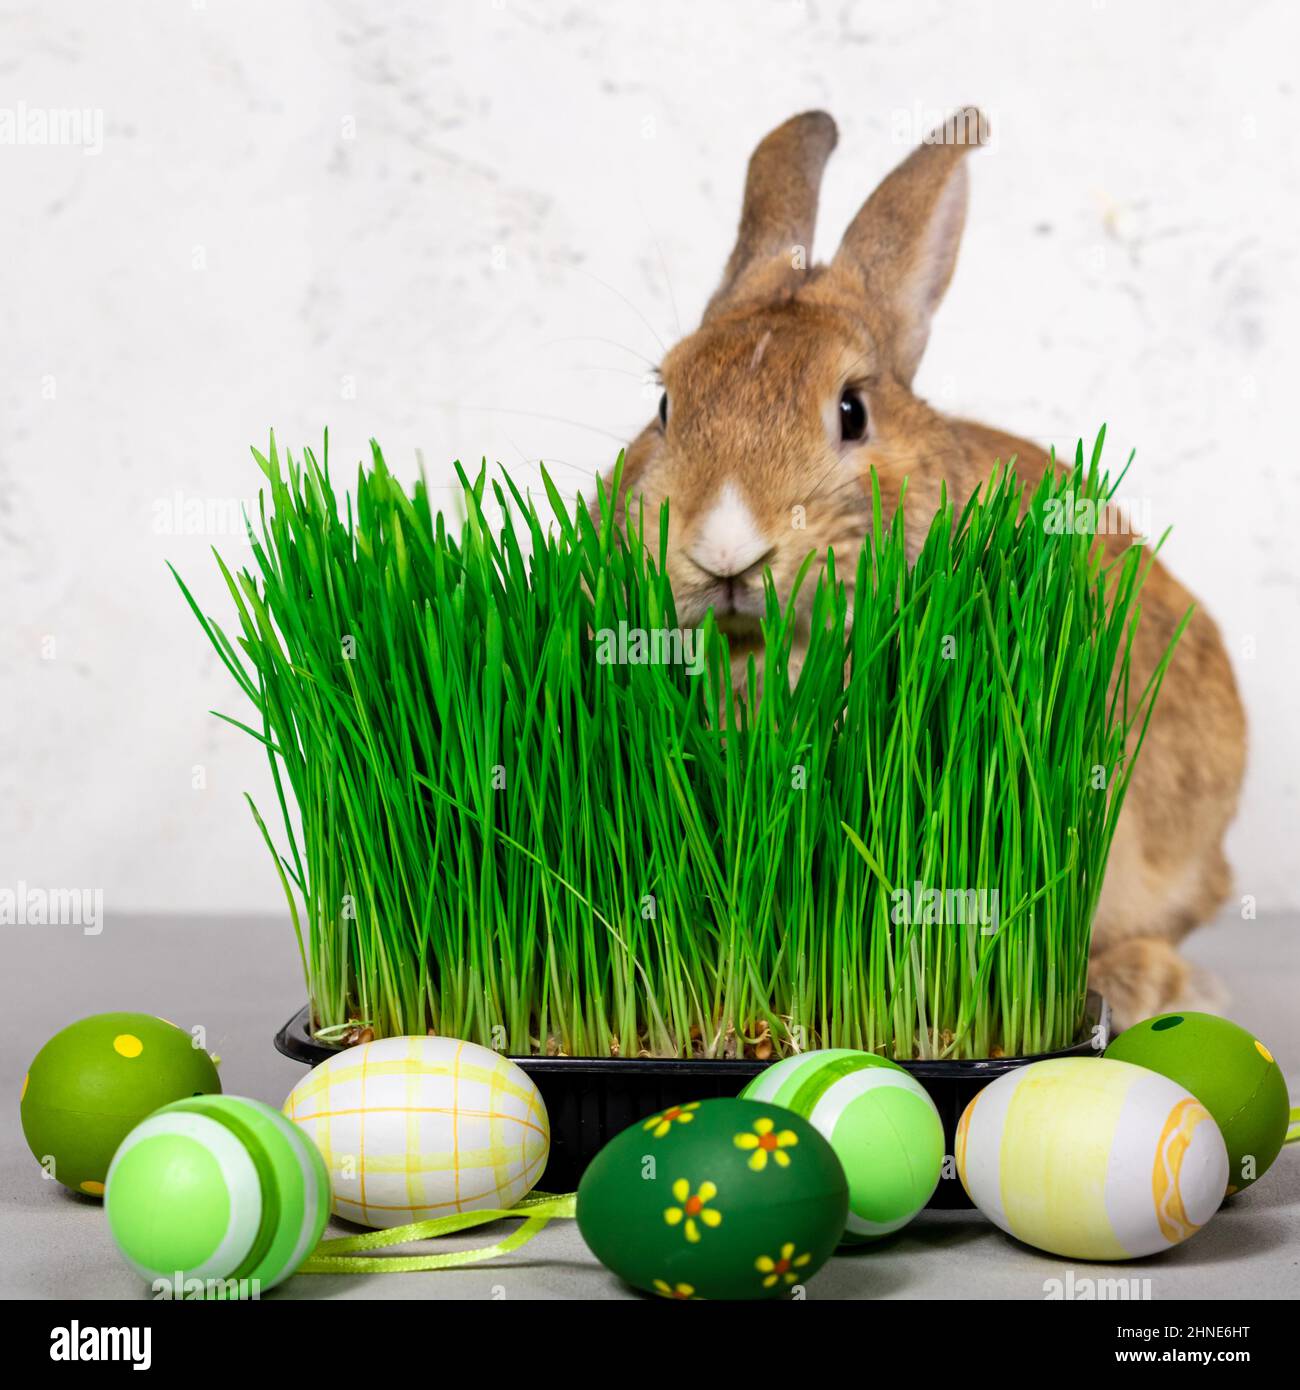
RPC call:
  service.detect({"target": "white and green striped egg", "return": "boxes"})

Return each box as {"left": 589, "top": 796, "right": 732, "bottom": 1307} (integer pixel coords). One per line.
{"left": 105, "top": 1095, "right": 330, "bottom": 1296}
{"left": 955, "top": 1057, "right": 1228, "bottom": 1260}
{"left": 740, "top": 1049, "right": 944, "bottom": 1242}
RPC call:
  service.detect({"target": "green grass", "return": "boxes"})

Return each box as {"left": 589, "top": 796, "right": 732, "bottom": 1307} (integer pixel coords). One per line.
{"left": 174, "top": 428, "right": 1183, "bottom": 1060}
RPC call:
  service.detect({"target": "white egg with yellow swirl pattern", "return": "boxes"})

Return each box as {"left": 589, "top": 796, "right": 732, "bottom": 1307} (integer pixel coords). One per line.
{"left": 955, "top": 1057, "right": 1228, "bottom": 1260}
{"left": 283, "top": 1036, "right": 549, "bottom": 1230}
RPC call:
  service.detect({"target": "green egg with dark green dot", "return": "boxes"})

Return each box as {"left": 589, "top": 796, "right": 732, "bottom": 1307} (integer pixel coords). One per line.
{"left": 1105, "top": 1011, "right": 1287, "bottom": 1193}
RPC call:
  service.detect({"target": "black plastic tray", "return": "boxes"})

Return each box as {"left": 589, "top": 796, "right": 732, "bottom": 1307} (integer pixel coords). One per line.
{"left": 275, "top": 994, "right": 1110, "bottom": 1210}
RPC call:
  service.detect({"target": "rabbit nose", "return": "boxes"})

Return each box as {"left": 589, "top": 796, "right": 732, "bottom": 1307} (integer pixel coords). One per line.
{"left": 688, "top": 482, "right": 773, "bottom": 580}
{"left": 690, "top": 550, "right": 776, "bottom": 584}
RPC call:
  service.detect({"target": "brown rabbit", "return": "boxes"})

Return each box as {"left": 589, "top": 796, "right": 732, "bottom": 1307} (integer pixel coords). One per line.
{"left": 605, "top": 107, "right": 1247, "bottom": 1031}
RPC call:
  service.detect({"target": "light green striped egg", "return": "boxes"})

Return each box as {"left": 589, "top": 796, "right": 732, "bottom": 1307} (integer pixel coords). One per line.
{"left": 740, "top": 1049, "right": 944, "bottom": 1242}
{"left": 105, "top": 1095, "right": 331, "bottom": 1298}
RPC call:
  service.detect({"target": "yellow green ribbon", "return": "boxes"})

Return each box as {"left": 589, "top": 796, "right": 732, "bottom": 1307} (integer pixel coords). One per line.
{"left": 298, "top": 1192, "right": 577, "bottom": 1274}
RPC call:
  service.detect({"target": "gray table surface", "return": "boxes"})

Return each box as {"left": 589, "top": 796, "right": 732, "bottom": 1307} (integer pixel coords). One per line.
{"left": 3, "top": 909, "right": 1296, "bottom": 1301}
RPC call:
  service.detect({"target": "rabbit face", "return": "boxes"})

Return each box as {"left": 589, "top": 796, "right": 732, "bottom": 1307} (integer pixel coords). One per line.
{"left": 625, "top": 295, "right": 952, "bottom": 636}
{"left": 611, "top": 109, "right": 987, "bottom": 639}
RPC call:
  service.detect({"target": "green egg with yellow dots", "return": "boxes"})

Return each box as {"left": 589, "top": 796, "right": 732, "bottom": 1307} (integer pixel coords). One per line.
{"left": 20, "top": 1012, "right": 222, "bottom": 1196}
{"left": 1105, "top": 1011, "right": 1288, "bottom": 1194}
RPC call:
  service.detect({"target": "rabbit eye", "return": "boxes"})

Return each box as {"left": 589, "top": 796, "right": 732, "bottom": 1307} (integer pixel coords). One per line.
{"left": 658, "top": 391, "right": 669, "bottom": 428}
{"left": 839, "top": 389, "right": 868, "bottom": 443}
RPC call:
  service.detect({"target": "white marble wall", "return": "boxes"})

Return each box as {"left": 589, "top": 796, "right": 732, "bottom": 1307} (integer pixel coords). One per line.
{"left": 3, "top": 0, "right": 1296, "bottom": 915}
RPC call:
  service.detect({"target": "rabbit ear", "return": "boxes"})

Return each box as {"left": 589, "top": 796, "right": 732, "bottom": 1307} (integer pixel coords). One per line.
{"left": 703, "top": 111, "right": 838, "bottom": 322}
{"left": 829, "top": 107, "right": 988, "bottom": 384}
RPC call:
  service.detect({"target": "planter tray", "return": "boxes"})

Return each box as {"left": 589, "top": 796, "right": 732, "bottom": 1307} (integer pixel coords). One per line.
{"left": 275, "top": 994, "right": 1110, "bottom": 1211}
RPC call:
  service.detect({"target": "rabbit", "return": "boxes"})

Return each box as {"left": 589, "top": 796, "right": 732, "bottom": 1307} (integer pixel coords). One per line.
{"left": 602, "top": 108, "right": 1247, "bottom": 1032}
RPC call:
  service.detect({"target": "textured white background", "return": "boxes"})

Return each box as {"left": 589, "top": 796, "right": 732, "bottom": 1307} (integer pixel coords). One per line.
{"left": 3, "top": 0, "right": 1297, "bottom": 915}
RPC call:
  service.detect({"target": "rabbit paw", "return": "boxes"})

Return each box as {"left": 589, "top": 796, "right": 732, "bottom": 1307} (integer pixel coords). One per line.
{"left": 1090, "top": 938, "right": 1227, "bottom": 1034}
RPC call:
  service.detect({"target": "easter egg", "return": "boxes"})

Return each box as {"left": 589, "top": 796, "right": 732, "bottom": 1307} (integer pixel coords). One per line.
{"left": 105, "top": 1095, "right": 330, "bottom": 1297}
{"left": 20, "top": 1012, "right": 222, "bottom": 1196}
{"left": 1106, "top": 1012, "right": 1288, "bottom": 1195}
{"left": 577, "top": 1097, "right": 847, "bottom": 1300}
{"left": 283, "top": 1035, "right": 548, "bottom": 1229}
{"left": 740, "top": 1049, "right": 944, "bottom": 1241}
{"left": 955, "top": 1057, "right": 1228, "bottom": 1260}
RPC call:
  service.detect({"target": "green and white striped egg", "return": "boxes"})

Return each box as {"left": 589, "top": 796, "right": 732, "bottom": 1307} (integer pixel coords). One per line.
{"left": 740, "top": 1049, "right": 944, "bottom": 1241}
{"left": 105, "top": 1095, "right": 330, "bottom": 1297}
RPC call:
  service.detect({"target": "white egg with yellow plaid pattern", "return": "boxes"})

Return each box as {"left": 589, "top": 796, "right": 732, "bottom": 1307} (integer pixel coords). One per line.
{"left": 283, "top": 1036, "right": 549, "bottom": 1230}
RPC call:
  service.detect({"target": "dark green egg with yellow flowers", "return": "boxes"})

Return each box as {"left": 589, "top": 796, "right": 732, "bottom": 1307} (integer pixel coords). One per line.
{"left": 1105, "top": 1012, "right": 1287, "bottom": 1194}
{"left": 576, "top": 1097, "right": 848, "bottom": 1299}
